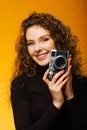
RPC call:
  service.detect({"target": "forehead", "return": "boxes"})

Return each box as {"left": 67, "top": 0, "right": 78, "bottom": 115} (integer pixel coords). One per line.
{"left": 26, "top": 25, "right": 50, "bottom": 40}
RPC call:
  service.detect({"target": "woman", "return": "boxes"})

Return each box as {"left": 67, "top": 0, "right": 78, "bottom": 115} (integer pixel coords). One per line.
{"left": 11, "top": 12, "right": 87, "bottom": 130}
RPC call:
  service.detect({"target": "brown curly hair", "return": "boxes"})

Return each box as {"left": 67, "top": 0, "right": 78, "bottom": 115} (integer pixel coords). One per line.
{"left": 12, "top": 12, "right": 82, "bottom": 79}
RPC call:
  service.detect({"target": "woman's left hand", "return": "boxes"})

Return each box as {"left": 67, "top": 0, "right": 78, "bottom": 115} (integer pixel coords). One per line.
{"left": 63, "top": 55, "right": 74, "bottom": 100}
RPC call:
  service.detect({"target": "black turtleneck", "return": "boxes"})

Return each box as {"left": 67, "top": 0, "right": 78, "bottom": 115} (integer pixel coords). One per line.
{"left": 11, "top": 66, "right": 87, "bottom": 130}
{"left": 36, "top": 65, "right": 49, "bottom": 76}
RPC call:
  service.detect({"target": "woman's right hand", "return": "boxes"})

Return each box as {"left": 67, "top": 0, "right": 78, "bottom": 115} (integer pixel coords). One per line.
{"left": 43, "top": 69, "right": 69, "bottom": 109}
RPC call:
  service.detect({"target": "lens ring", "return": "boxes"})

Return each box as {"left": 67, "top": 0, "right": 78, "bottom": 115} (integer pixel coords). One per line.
{"left": 54, "top": 55, "right": 67, "bottom": 69}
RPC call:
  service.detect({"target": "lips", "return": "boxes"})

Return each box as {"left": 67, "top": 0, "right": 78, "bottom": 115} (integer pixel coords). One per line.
{"left": 36, "top": 53, "right": 48, "bottom": 61}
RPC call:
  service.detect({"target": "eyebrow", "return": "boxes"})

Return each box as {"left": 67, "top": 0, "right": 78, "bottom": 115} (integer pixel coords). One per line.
{"left": 40, "top": 34, "right": 51, "bottom": 37}
{"left": 26, "top": 34, "right": 51, "bottom": 42}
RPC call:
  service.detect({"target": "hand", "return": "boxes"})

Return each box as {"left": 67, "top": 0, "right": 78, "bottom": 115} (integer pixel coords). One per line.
{"left": 63, "top": 55, "right": 74, "bottom": 100}
{"left": 43, "top": 69, "right": 69, "bottom": 109}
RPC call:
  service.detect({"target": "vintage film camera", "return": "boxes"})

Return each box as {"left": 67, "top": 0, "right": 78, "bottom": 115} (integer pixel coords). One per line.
{"left": 48, "top": 49, "right": 69, "bottom": 80}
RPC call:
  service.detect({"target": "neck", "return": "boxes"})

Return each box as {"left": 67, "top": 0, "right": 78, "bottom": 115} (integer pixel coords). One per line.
{"left": 36, "top": 65, "right": 49, "bottom": 76}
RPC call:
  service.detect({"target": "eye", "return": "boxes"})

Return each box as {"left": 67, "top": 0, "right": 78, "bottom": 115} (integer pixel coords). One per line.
{"left": 27, "top": 42, "right": 34, "bottom": 46}
{"left": 43, "top": 37, "right": 49, "bottom": 41}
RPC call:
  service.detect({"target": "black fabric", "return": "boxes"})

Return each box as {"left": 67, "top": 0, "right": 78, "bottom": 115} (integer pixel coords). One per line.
{"left": 11, "top": 68, "right": 87, "bottom": 130}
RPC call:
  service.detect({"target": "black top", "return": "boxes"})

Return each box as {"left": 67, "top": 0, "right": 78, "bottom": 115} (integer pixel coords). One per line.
{"left": 11, "top": 66, "right": 87, "bottom": 130}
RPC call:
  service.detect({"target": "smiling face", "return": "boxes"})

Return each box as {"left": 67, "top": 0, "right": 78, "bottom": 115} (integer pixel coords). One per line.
{"left": 26, "top": 25, "right": 56, "bottom": 66}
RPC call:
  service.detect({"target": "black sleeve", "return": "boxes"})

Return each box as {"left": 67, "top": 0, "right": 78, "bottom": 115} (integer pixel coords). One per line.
{"left": 67, "top": 96, "right": 87, "bottom": 130}
{"left": 66, "top": 75, "right": 87, "bottom": 130}
{"left": 11, "top": 81, "right": 64, "bottom": 130}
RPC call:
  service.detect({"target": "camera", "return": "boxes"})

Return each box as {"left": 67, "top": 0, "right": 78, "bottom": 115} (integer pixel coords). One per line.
{"left": 48, "top": 49, "right": 69, "bottom": 80}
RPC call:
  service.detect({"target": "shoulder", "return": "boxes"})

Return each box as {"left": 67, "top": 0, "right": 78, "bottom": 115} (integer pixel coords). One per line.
{"left": 11, "top": 73, "right": 39, "bottom": 90}
{"left": 72, "top": 74, "right": 87, "bottom": 94}
{"left": 11, "top": 74, "right": 32, "bottom": 100}
{"left": 11, "top": 73, "right": 31, "bottom": 90}
{"left": 73, "top": 75, "right": 87, "bottom": 86}
{"left": 11, "top": 74, "right": 26, "bottom": 86}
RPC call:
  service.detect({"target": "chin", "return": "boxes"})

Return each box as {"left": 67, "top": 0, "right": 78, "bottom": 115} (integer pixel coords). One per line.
{"left": 38, "top": 61, "right": 49, "bottom": 66}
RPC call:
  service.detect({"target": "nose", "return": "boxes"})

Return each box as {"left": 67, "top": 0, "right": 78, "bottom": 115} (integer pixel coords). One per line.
{"left": 35, "top": 43, "right": 41, "bottom": 52}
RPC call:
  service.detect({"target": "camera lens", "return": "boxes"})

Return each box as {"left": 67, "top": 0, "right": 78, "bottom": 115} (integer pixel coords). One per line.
{"left": 54, "top": 55, "right": 67, "bottom": 69}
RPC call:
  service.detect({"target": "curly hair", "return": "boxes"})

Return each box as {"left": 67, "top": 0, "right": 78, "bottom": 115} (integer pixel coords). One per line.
{"left": 12, "top": 12, "right": 82, "bottom": 79}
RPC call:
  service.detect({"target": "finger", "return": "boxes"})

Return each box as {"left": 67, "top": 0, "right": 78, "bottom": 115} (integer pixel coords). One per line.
{"left": 43, "top": 69, "right": 49, "bottom": 83}
{"left": 58, "top": 76, "right": 69, "bottom": 89}
{"left": 52, "top": 70, "right": 65, "bottom": 84}
{"left": 68, "top": 55, "right": 72, "bottom": 68}
{"left": 67, "top": 65, "right": 72, "bottom": 75}
{"left": 55, "top": 71, "right": 69, "bottom": 86}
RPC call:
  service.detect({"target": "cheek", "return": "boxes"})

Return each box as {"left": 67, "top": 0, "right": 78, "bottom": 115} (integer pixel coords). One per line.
{"left": 48, "top": 42, "right": 55, "bottom": 50}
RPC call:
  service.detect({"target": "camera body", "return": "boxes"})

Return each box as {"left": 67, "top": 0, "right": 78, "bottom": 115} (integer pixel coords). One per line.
{"left": 48, "top": 49, "right": 69, "bottom": 80}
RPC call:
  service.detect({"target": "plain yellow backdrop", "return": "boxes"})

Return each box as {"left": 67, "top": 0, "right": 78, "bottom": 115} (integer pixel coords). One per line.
{"left": 0, "top": 0, "right": 87, "bottom": 130}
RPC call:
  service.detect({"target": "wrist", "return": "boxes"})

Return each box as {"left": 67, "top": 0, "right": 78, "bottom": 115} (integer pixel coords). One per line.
{"left": 53, "top": 101, "right": 64, "bottom": 109}
{"left": 66, "top": 94, "right": 74, "bottom": 101}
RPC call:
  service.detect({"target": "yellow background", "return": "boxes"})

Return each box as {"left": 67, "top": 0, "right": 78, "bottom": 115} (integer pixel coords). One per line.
{"left": 0, "top": 0, "right": 87, "bottom": 130}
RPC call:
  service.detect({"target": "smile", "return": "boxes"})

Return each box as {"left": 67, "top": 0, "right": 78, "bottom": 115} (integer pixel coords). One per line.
{"left": 36, "top": 53, "right": 48, "bottom": 60}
